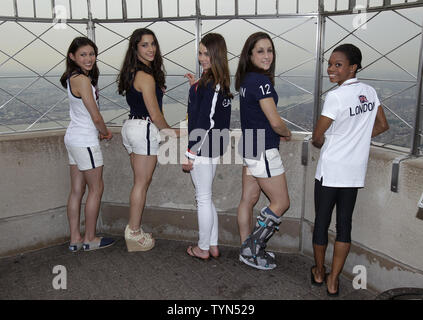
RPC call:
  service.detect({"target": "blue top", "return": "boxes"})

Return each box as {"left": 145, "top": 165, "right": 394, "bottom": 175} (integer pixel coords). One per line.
{"left": 187, "top": 81, "right": 231, "bottom": 158}
{"left": 126, "top": 81, "right": 163, "bottom": 118}
{"left": 239, "top": 72, "right": 279, "bottom": 159}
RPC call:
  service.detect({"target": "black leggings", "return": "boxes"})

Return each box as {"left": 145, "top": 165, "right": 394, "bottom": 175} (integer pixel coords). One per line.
{"left": 312, "top": 178, "right": 358, "bottom": 246}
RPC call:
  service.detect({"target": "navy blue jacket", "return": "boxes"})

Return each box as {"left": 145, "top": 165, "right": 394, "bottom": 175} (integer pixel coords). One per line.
{"left": 186, "top": 81, "right": 231, "bottom": 159}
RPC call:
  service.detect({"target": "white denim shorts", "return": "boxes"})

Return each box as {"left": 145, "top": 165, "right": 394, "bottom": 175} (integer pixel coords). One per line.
{"left": 243, "top": 148, "right": 285, "bottom": 178}
{"left": 66, "top": 144, "right": 103, "bottom": 171}
{"left": 121, "top": 119, "right": 161, "bottom": 155}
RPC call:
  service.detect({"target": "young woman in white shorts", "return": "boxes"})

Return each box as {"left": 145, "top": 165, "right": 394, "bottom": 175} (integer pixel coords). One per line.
{"left": 235, "top": 32, "right": 292, "bottom": 270}
{"left": 60, "top": 37, "right": 115, "bottom": 252}
{"left": 117, "top": 28, "right": 180, "bottom": 252}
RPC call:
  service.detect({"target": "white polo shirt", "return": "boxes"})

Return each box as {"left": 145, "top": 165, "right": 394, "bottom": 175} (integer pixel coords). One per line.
{"left": 315, "top": 78, "right": 381, "bottom": 188}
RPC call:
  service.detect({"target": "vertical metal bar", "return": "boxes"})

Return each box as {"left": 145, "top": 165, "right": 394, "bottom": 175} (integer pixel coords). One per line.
{"left": 349, "top": 0, "right": 357, "bottom": 12}
{"left": 296, "top": 0, "right": 299, "bottom": 14}
{"left": 69, "top": 0, "right": 73, "bottom": 19}
{"left": 105, "top": 0, "right": 108, "bottom": 20}
{"left": 235, "top": 0, "right": 239, "bottom": 17}
{"left": 391, "top": 155, "right": 410, "bottom": 192}
{"left": 301, "top": 136, "right": 311, "bottom": 166}
{"left": 255, "top": 0, "right": 258, "bottom": 15}
{"left": 33, "top": 0, "right": 36, "bottom": 18}
{"left": 158, "top": 0, "right": 163, "bottom": 18}
{"left": 122, "top": 0, "right": 127, "bottom": 21}
{"left": 51, "top": 0, "right": 55, "bottom": 19}
{"left": 276, "top": 0, "right": 279, "bottom": 16}
{"left": 140, "top": 0, "right": 143, "bottom": 18}
{"left": 313, "top": 1, "right": 326, "bottom": 128}
{"left": 215, "top": 0, "right": 218, "bottom": 16}
{"left": 177, "top": 0, "right": 180, "bottom": 17}
{"left": 86, "top": 0, "right": 95, "bottom": 42}
{"left": 195, "top": 0, "right": 202, "bottom": 79}
{"left": 411, "top": 20, "right": 423, "bottom": 155}
{"left": 13, "top": 0, "right": 18, "bottom": 18}
{"left": 196, "top": 0, "right": 201, "bottom": 15}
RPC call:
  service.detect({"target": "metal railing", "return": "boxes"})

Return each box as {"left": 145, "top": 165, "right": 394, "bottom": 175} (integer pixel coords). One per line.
{"left": 0, "top": 0, "right": 422, "bottom": 155}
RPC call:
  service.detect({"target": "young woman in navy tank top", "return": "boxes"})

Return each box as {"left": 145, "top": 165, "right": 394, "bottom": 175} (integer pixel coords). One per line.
{"left": 60, "top": 37, "right": 115, "bottom": 252}
{"left": 117, "top": 28, "right": 180, "bottom": 252}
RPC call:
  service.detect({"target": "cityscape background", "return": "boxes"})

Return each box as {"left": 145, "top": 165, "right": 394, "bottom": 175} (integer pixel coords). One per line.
{"left": 0, "top": 1, "right": 422, "bottom": 151}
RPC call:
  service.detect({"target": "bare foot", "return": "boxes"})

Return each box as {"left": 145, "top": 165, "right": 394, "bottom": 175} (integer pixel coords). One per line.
{"left": 187, "top": 246, "right": 209, "bottom": 260}
{"left": 312, "top": 266, "right": 325, "bottom": 284}
{"left": 209, "top": 245, "right": 220, "bottom": 258}
{"left": 326, "top": 274, "right": 339, "bottom": 295}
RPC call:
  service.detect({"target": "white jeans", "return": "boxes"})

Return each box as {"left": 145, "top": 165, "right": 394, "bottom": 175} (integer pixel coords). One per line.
{"left": 190, "top": 156, "right": 219, "bottom": 250}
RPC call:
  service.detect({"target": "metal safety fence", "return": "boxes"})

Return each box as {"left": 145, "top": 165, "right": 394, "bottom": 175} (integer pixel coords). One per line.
{"left": 0, "top": 0, "right": 422, "bottom": 155}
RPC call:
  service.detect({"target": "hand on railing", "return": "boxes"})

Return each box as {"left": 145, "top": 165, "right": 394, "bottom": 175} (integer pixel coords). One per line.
{"left": 184, "top": 73, "right": 196, "bottom": 86}
{"left": 100, "top": 128, "right": 113, "bottom": 141}
{"left": 280, "top": 130, "right": 292, "bottom": 142}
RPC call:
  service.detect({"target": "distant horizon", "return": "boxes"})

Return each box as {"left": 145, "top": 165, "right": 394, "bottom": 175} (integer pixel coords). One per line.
{"left": 1, "top": 7, "right": 422, "bottom": 77}
{"left": 1, "top": 1, "right": 422, "bottom": 150}
{"left": 0, "top": 69, "right": 419, "bottom": 80}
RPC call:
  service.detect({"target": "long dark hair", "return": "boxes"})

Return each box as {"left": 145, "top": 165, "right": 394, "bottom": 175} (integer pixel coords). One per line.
{"left": 198, "top": 33, "right": 233, "bottom": 98}
{"left": 60, "top": 37, "right": 99, "bottom": 88}
{"left": 235, "top": 32, "right": 276, "bottom": 91}
{"left": 117, "top": 28, "right": 166, "bottom": 95}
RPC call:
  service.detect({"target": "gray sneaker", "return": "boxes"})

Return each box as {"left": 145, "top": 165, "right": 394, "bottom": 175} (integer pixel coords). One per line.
{"left": 239, "top": 249, "right": 277, "bottom": 270}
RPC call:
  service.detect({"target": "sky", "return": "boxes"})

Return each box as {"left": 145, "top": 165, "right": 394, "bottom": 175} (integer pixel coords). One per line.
{"left": 0, "top": 0, "right": 422, "bottom": 144}
{"left": 0, "top": 0, "right": 422, "bottom": 81}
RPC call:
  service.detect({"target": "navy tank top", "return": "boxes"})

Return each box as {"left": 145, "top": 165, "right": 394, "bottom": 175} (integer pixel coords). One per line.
{"left": 126, "top": 81, "right": 164, "bottom": 118}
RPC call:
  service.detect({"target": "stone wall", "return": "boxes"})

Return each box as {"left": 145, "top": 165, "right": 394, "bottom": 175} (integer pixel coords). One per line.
{"left": 1, "top": 129, "right": 422, "bottom": 291}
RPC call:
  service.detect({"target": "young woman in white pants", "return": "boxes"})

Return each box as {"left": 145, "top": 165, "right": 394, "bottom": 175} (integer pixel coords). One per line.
{"left": 183, "top": 33, "right": 232, "bottom": 260}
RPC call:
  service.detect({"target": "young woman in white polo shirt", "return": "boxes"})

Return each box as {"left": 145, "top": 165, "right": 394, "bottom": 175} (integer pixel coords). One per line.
{"left": 311, "top": 44, "right": 389, "bottom": 296}
{"left": 60, "top": 37, "right": 115, "bottom": 252}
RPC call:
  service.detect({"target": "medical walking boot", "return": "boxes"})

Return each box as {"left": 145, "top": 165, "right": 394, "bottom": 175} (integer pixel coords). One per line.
{"left": 239, "top": 207, "right": 281, "bottom": 270}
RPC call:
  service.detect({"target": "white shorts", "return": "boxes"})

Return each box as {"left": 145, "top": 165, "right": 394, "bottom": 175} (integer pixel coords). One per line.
{"left": 66, "top": 144, "right": 103, "bottom": 171}
{"left": 243, "top": 148, "right": 285, "bottom": 178}
{"left": 121, "top": 119, "right": 161, "bottom": 155}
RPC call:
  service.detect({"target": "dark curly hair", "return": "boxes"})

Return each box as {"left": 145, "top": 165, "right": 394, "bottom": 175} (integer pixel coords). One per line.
{"left": 332, "top": 43, "right": 362, "bottom": 75}
{"left": 117, "top": 28, "right": 166, "bottom": 95}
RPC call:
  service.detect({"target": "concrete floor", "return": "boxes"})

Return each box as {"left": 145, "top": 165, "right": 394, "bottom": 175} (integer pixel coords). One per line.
{"left": 0, "top": 236, "right": 377, "bottom": 300}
